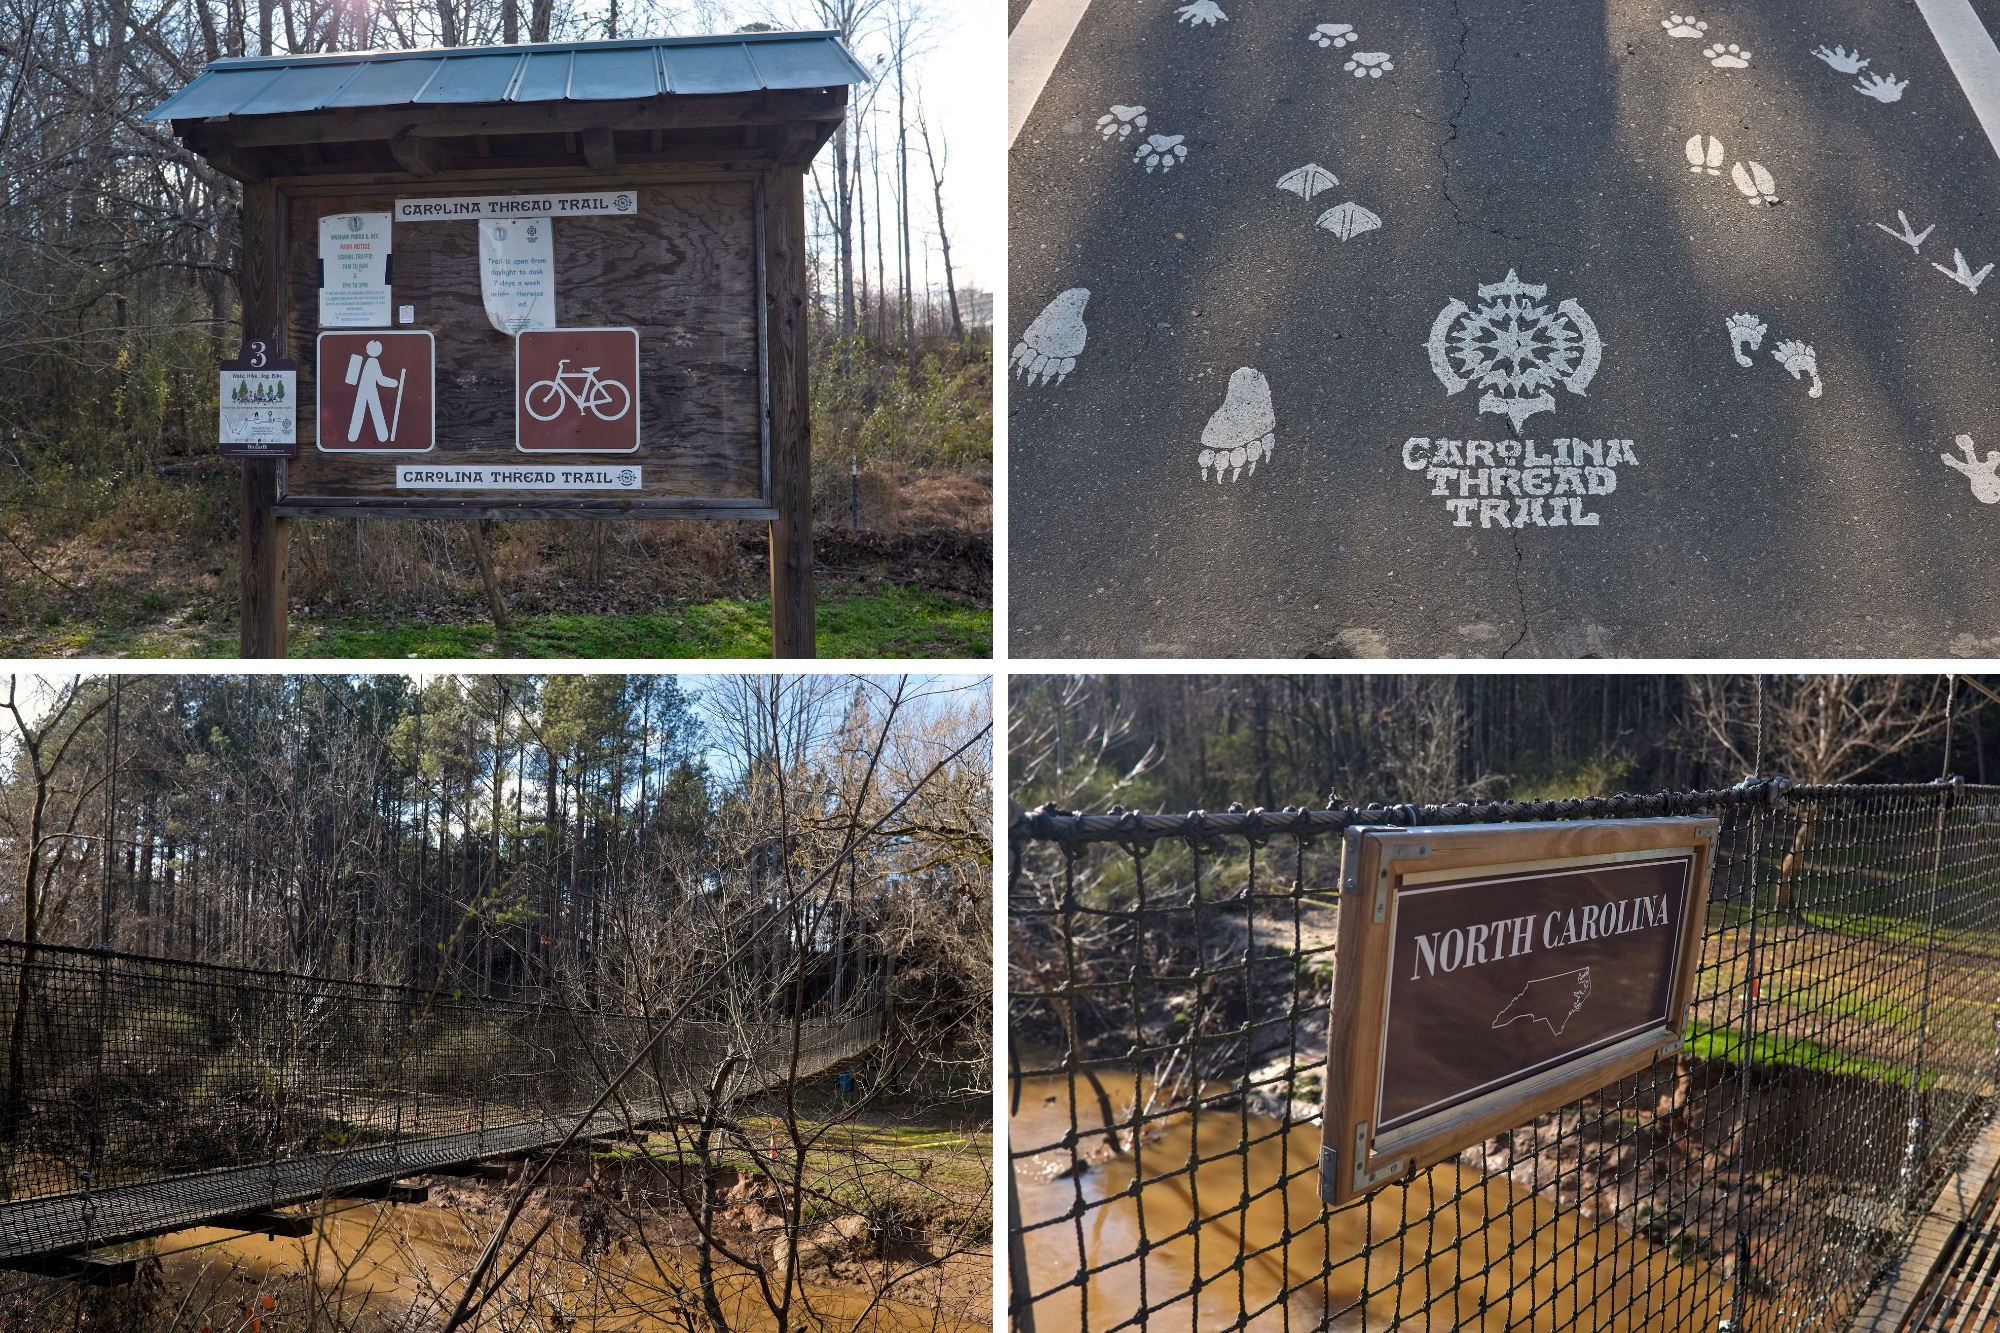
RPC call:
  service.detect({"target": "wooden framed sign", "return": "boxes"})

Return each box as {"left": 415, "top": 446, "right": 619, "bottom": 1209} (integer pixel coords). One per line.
{"left": 1318, "top": 818, "right": 1716, "bottom": 1206}
{"left": 278, "top": 177, "right": 768, "bottom": 519}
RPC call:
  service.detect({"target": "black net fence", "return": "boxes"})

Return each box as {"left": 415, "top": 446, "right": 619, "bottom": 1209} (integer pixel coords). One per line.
{"left": 0, "top": 940, "right": 885, "bottom": 1259}
{"left": 1008, "top": 782, "right": 2000, "bottom": 1333}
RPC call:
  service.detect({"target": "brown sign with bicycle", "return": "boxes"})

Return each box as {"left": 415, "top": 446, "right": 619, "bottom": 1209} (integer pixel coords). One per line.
{"left": 515, "top": 328, "right": 640, "bottom": 453}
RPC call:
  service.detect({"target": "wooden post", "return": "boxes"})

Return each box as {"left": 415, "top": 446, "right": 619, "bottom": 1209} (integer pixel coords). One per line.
{"left": 238, "top": 180, "right": 289, "bottom": 658}
{"left": 765, "top": 164, "right": 815, "bottom": 658}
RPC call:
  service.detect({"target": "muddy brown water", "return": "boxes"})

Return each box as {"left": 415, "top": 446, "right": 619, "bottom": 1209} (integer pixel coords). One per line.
{"left": 153, "top": 1198, "right": 954, "bottom": 1331}
{"left": 1013, "top": 1073, "right": 1743, "bottom": 1332}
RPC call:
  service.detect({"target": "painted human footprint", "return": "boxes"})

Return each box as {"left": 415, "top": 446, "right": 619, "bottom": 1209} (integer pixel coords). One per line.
{"left": 1731, "top": 160, "right": 1778, "bottom": 205}
{"left": 1854, "top": 72, "right": 1908, "bottom": 103}
{"left": 1011, "top": 288, "right": 1089, "bottom": 386}
{"left": 1703, "top": 42, "right": 1750, "bottom": 68}
{"left": 1134, "top": 133, "right": 1187, "bottom": 172}
{"left": 1684, "top": 134, "right": 1724, "bottom": 174}
{"left": 1176, "top": 1, "right": 1227, "bottom": 26}
{"left": 1345, "top": 51, "right": 1394, "bottom": 77}
{"left": 1812, "top": 44, "right": 1868, "bottom": 73}
{"left": 1096, "top": 106, "right": 1147, "bottom": 140}
{"left": 1198, "top": 368, "right": 1276, "bottom": 482}
{"left": 1725, "top": 312, "right": 1766, "bottom": 367}
{"left": 1772, "top": 339, "right": 1822, "bottom": 397}
{"left": 1660, "top": 14, "right": 1707, "bottom": 38}
{"left": 1310, "top": 23, "right": 1356, "bottom": 47}
{"left": 1941, "top": 435, "right": 2000, "bottom": 503}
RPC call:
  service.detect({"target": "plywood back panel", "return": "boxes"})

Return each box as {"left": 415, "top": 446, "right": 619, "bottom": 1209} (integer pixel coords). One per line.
{"left": 280, "top": 177, "right": 765, "bottom": 513}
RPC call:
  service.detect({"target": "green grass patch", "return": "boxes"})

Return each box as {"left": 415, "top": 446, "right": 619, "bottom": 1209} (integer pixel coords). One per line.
{"left": 266, "top": 588, "right": 988, "bottom": 659}
{"left": 1683, "top": 1022, "right": 1938, "bottom": 1088}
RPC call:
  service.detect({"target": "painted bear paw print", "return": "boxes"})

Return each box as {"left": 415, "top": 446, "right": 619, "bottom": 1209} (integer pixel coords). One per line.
{"left": 1096, "top": 105, "right": 1146, "bottom": 140}
{"left": 1134, "top": 133, "right": 1187, "bottom": 172}
{"left": 1772, "top": 339, "right": 1821, "bottom": 397}
{"left": 1310, "top": 23, "right": 1356, "bottom": 47}
{"left": 1345, "top": 51, "right": 1393, "bottom": 77}
{"left": 1725, "top": 312, "right": 1766, "bottom": 367}
{"left": 1703, "top": 42, "right": 1750, "bottom": 68}
{"left": 1010, "top": 288, "right": 1089, "bottom": 386}
{"left": 1660, "top": 14, "right": 1707, "bottom": 38}
{"left": 1941, "top": 435, "right": 2000, "bottom": 503}
{"left": 1176, "top": 0, "right": 1227, "bottom": 27}
{"left": 1198, "top": 368, "right": 1276, "bottom": 483}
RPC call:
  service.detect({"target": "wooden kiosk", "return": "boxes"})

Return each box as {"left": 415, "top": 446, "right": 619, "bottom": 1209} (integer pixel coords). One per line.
{"left": 146, "top": 33, "right": 867, "bottom": 657}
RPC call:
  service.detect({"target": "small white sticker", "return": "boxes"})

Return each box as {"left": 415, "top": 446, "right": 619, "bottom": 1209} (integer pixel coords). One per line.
{"left": 395, "top": 465, "right": 642, "bottom": 490}
{"left": 398, "top": 305, "right": 416, "bottom": 324}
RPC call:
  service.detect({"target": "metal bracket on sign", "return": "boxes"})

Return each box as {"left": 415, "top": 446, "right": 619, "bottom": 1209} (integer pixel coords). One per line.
{"left": 1351, "top": 1120, "right": 1406, "bottom": 1193}
{"left": 1319, "top": 1143, "right": 1340, "bottom": 1204}
{"left": 1373, "top": 841, "right": 1430, "bottom": 922}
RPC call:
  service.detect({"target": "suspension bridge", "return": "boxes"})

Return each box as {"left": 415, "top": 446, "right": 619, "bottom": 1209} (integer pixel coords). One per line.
{"left": 0, "top": 940, "right": 885, "bottom": 1281}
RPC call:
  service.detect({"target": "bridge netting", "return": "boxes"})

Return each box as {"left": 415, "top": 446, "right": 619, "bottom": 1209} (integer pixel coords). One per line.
{"left": 0, "top": 940, "right": 883, "bottom": 1261}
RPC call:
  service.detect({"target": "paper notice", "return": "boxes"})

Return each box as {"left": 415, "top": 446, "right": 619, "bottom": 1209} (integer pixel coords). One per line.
{"left": 318, "top": 212, "right": 393, "bottom": 328}
{"left": 478, "top": 217, "right": 557, "bottom": 335}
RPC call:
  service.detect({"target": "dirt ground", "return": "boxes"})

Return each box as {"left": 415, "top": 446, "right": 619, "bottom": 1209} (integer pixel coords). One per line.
{"left": 0, "top": 465, "right": 991, "bottom": 656}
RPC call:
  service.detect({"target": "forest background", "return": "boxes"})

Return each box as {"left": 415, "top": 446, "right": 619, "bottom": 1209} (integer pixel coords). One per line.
{"left": 1012, "top": 674, "right": 2000, "bottom": 815}
{"left": 0, "top": 0, "right": 993, "bottom": 659}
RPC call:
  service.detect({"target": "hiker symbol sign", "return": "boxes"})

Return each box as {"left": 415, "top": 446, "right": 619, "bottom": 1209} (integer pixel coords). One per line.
{"left": 316, "top": 331, "right": 434, "bottom": 452}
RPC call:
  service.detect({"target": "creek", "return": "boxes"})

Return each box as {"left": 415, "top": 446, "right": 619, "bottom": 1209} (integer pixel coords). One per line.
{"left": 1012, "top": 1072, "right": 1741, "bottom": 1332}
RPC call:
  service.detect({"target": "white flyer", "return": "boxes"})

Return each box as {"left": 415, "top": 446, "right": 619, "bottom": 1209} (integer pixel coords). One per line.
{"left": 318, "top": 212, "right": 392, "bottom": 328}
{"left": 219, "top": 368, "right": 297, "bottom": 445}
{"left": 477, "top": 217, "right": 557, "bottom": 336}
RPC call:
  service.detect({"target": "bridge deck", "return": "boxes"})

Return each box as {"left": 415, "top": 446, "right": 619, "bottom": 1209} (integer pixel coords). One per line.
{"left": 0, "top": 1026, "right": 879, "bottom": 1265}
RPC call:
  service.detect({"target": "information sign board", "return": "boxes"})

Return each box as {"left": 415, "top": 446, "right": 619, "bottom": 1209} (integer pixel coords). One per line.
{"left": 218, "top": 338, "right": 297, "bottom": 458}
{"left": 1319, "top": 819, "right": 1716, "bottom": 1206}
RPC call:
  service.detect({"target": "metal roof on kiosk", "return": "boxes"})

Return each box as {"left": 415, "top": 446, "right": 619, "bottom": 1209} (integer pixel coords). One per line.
{"left": 145, "top": 31, "right": 868, "bottom": 121}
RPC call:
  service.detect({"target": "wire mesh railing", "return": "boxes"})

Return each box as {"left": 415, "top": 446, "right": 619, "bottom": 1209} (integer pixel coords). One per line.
{"left": 1008, "top": 781, "right": 2000, "bottom": 1333}
{"left": 0, "top": 939, "right": 884, "bottom": 1258}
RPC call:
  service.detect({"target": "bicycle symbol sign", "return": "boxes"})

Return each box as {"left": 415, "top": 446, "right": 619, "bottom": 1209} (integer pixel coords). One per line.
{"left": 515, "top": 327, "right": 640, "bottom": 453}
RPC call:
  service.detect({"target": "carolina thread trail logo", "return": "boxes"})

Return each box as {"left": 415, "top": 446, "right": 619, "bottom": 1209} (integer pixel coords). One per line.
{"left": 1427, "top": 269, "right": 1602, "bottom": 431}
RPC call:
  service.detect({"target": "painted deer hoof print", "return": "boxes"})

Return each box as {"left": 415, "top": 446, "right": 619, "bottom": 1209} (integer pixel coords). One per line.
{"left": 1725, "top": 312, "right": 1767, "bottom": 367}
{"left": 1661, "top": 14, "right": 1707, "bottom": 38}
{"left": 1011, "top": 288, "right": 1089, "bottom": 386}
{"left": 1198, "top": 368, "right": 1276, "bottom": 482}
{"left": 1941, "top": 434, "right": 2000, "bottom": 503}
{"left": 1310, "top": 23, "right": 1356, "bottom": 48}
{"left": 1731, "top": 160, "right": 1778, "bottom": 205}
{"left": 1345, "top": 52, "right": 1394, "bottom": 77}
{"left": 1096, "top": 106, "right": 1147, "bottom": 140}
{"left": 1176, "top": 0, "right": 1227, "bottom": 27}
{"left": 1854, "top": 72, "right": 1908, "bottom": 103}
{"left": 1772, "top": 339, "right": 1822, "bottom": 398}
{"left": 1703, "top": 43, "right": 1750, "bottom": 68}
{"left": 1134, "top": 134, "right": 1187, "bottom": 172}
{"left": 1685, "top": 135, "right": 1724, "bottom": 174}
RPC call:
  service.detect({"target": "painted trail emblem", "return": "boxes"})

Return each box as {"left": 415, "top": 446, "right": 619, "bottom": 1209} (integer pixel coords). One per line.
{"left": 1427, "top": 270, "right": 1602, "bottom": 431}
{"left": 1493, "top": 967, "right": 1592, "bottom": 1036}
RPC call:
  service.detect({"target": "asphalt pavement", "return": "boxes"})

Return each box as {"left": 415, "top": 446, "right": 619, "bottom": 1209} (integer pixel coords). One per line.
{"left": 1010, "top": 0, "right": 2000, "bottom": 656}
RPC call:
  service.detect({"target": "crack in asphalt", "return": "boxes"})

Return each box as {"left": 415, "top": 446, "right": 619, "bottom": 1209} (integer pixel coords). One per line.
{"left": 1437, "top": 0, "right": 1473, "bottom": 225}
{"left": 1504, "top": 529, "right": 1531, "bottom": 656}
